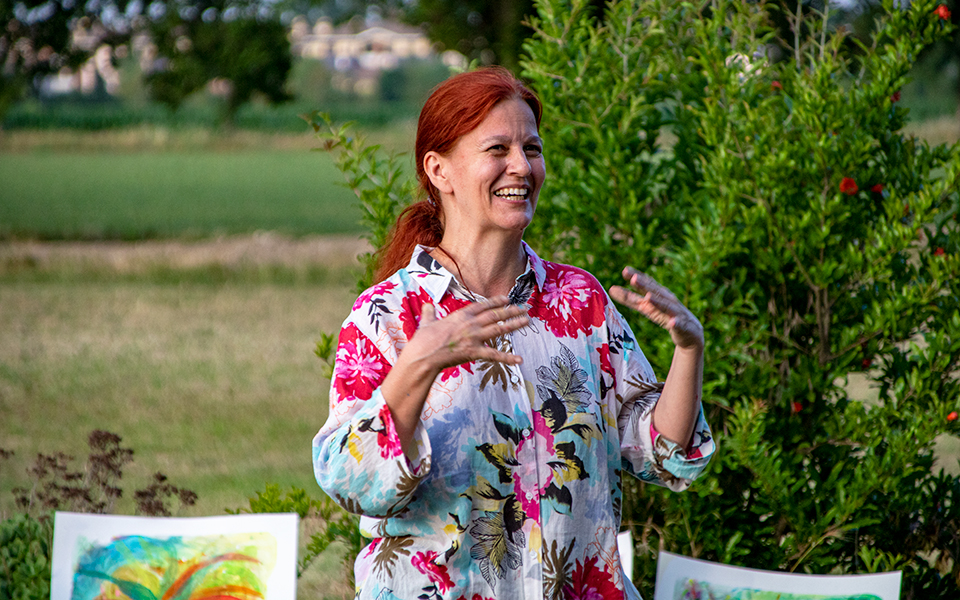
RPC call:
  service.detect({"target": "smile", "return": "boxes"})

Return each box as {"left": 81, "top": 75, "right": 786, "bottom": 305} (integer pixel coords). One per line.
{"left": 494, "top": 187, "right": 529, "bottom": 200}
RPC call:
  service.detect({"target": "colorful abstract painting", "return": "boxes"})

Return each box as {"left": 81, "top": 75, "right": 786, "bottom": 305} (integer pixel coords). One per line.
{"left": 51, "top": 513, "right": 298, "bottom": 600}
{"left": 676, "top": 578, "right": 881, "bottom": 600}
{"left": 654, "top": 552, "right": 901, "bottom": 600}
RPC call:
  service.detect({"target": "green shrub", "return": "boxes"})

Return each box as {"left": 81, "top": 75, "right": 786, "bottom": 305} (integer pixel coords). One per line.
{"left": 0, "top": 431, "right": 197, "bottom": 600}
{"left": 0, "top": 514, "right": 53, "bottom": 600}
{"left": 229, "top": 484, "right": 363, "bottom": 585}
{"left": 522, "top": 0, "right": 960, "bottom": 596}
{"left": 315, "top": 0, "right": 960, "bottom": 597}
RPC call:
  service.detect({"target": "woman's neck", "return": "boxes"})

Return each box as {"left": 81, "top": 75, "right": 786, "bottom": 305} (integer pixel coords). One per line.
{"left": 432, "top": 233, "right": 526, "bottom": 298}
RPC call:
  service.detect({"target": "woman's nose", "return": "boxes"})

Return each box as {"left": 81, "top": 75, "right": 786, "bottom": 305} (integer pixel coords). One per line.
{"left": 507, "top": 147, "right": 532, "bottom": 176}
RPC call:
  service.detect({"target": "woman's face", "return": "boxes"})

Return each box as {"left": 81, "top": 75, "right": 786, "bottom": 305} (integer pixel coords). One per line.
{"left": 425, "top": 97, "right": 545, "bottom": 239}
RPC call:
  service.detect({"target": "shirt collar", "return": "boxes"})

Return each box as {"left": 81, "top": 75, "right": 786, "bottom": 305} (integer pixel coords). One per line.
{"left": 404, "top": 242, "right": 546, "bottom": 303}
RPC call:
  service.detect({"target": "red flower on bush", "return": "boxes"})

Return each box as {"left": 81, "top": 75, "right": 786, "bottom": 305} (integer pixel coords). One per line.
{"left": 839, "top": 177, "right": 858, "bottom": 195}
{"left": 862, "top": 358, "right": 872, "bottom": 369}
{"left": 891, "top": 90, "right": 901, "bottom": 103}
{"left": 771, "top": 80, "right": 782, "bottom": 91}
{"left": 871, "top": 183, "right": 884, "bottom": 193}
{"left": 935, "top": 4, "right": 951, "bottom": 20}
{"left": 948, "top": 411, "right": 958, "bottom": 422}
{"left": 792, "top": 402, "right": 803, "bottom": 413}
{"left": 934, "top": 247, "right": 946, "bottom": 256}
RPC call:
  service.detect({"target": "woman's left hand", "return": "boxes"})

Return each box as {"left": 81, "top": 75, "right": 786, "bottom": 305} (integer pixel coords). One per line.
{"left": 609, "top": 266, "right": 704, "bottom": 350}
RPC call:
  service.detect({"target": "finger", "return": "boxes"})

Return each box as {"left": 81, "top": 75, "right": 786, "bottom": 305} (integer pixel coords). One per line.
{"left": 476, "top": 314, "right": 530, "bottom": 339}
{"left": 609, "top": 284, "right": 646, "bottom": 309}
{"left": 458, "top": 295, "right": 513, "bottom": 318}
{"left": 623, "top": 268, "right": 675, "bottom": 301}
{"left": 638, "top": 304, "right": 673, "bottom": 329}
{"left": 474, "top": 347, "right": 524, "bottom": 365}
{"left": 476, "top": 304, "right": 528, "bottom": 327}
{"left": 420, "top": 302, "right": 437, "bottom": 325}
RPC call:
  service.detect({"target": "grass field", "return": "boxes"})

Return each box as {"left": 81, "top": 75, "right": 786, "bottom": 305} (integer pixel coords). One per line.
{"left": 0, "top": 125, "right": 417, "bottom": 240}
{"left": 0, "top": 269, "right": 356, "bottom": 517}
{"left": 0, "top": 237, "right": 366, "bottom": 599}
{"left": 0, "top": 150, "right": 363, "bottom": 239}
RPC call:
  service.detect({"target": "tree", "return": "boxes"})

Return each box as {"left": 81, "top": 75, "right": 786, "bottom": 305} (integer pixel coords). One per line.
{"left": 307, "top": 0, "right": 608, "bottom": 73}
{"left": 523, "top": 0, "right": 960, "bottom": 596}
{"left": 0, "top": 0, "right": 131, "bottom": 121}
{"left": 144, "top": 0, "right": 292, "bottom": 125}
{"left": 313, "top": 0, "right": 960, "bottom": 597}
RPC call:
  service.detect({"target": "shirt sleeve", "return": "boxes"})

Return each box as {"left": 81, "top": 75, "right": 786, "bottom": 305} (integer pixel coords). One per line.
{"left": 607, "top": 306, "right": 715, "bottom": 491}
{"left": 312, "top": 318, "right": 432, "bottom": 518}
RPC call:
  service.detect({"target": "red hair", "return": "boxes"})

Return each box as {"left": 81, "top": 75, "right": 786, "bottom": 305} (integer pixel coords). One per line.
{"left": 373, "top": 67, "right": 543, "bottom": 282}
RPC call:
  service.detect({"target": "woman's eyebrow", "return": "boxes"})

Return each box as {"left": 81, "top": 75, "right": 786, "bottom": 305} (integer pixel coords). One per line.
{"left": 479, "top": 134, "right": 544, "bottom": 146}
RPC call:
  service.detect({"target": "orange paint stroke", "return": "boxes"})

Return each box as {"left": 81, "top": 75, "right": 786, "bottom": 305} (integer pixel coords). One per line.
{"left": 190, "top": 585, "right": 264, "bottom": 600}
{"left": 162, "top": 554, "right": 261, "bottom": 600}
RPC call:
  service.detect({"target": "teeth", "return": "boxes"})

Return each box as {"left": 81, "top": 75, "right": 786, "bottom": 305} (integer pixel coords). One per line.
{"left": 495, "top": 188, "right": 527, "bottom": 197}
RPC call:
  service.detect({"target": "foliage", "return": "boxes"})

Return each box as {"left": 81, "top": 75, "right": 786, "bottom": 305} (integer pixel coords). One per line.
{"left": 6, "top": 430, "right": 197, "bottom": 517}
{"left": 0, "top": 432, "right": 197, "bottom": 600}
{"left": 306, "top": 111, "right": 417, "bottom": 291}
{"left": 229, "top": 483, "right": 363, "bottom": 584}
{"left": 317, "top": 0, "right": 960, "bottom": 597}
{"left": 0, "top": 0, "right": 131, "bottom": 121}
{"left": 144, "top": 0, "right": 292, "bottom": 126}
{"left": 522, "top": 0, "right": 960, "bottom": 597}
{"left": 0, "top": 514, "right": 52, "bottom": 600}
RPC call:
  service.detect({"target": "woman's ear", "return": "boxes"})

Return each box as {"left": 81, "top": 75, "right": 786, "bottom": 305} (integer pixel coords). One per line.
{"left": 424, "top": 151, "right": 455, "bottom": 195}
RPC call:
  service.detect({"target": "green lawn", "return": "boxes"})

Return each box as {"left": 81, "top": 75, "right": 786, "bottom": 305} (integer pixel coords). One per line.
{"left": 0, "top": 150, "right": 363, "bottom": 239}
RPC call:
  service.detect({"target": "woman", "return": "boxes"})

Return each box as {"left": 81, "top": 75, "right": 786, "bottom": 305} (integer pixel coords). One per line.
{"left": 312, "top": 67, "right": 714, "bottom": 600}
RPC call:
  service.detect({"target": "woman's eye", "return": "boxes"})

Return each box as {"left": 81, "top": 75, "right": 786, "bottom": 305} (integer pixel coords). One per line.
{"left": 488, "top": 144, "right": 507, "bottom": 152}
{"left": 525, "top": 145, "right": 542, "bottom": 156}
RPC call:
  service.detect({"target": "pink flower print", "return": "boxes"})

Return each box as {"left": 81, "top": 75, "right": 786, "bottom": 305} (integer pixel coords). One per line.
{"left": 352, "top": 280, "right": 398, "bottom": 311}
{"left": 530, "top": 265, "right": 606, "bottom": 338}
{"left": 376, "top": 404, "right": 403, "bottom": 459}
{"left": 333, "top": 325, "right": 388, "bottom": 401}
{"left": 563, "top": 556, "right": 623, "bottom": 600}
{"left": 411, "top": 551, "right": 454, "bottom": 593}
{"left": 399, "top": 289, "right": 434, "bottom": 340}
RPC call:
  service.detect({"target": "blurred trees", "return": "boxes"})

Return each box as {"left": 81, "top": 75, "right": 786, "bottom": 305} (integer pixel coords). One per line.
{"left": 143, "top": 0, "right": 292, "bottom": 125}
{"left": 1, "top": 0, "right": 293, "bottom": 126}
{"left": 0, "top": 0, "right": 131, "bottom": 120}
{"left": 322, "top": 0, "right": 605, "bottom": 73}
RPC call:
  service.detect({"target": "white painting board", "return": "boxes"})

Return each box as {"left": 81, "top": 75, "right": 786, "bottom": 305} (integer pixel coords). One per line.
{"left": 51, "top": 512, "right": 299, "bottom": 600}
{"left": 654, "top": 551, "right": 901, "bottom": 600}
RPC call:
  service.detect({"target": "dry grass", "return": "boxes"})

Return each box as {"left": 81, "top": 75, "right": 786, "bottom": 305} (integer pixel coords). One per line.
{"left": 904, "top": 115, "right": 960, "bottom": 147}
{"left": 0, "top": 121, "right": 418, "bottom": 154}
{"left": 0, "top": 235, "right": 367, "bottom": 521}
{"left": 0, "top": 233, "right": 369, "bottom": 275}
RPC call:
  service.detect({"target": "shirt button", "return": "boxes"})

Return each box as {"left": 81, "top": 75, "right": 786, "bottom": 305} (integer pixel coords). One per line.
{"left": 522, "top": 428, "right": 532, "bottom": 438}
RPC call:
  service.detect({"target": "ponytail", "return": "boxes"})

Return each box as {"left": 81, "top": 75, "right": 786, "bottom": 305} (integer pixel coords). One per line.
{"left": 373, "top": 199, "right": 444, "bottom": 282}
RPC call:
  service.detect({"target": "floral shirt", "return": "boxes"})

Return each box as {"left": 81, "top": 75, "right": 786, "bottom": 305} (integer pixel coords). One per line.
{"left": 312, "top": 244, "right": 714, "bottom": 600}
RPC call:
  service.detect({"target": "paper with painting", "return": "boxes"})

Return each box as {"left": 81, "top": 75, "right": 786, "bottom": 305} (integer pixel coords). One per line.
{"left": 50, "top": 512, "right": 298, "bottom": 600}
{"left": 654, "top": 551, "right": 901, "bottom": 600}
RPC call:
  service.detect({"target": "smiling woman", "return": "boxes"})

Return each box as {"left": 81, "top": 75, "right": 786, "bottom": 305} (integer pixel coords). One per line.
{"left": 310, "top": 67, "right": 715, "bottom": 600}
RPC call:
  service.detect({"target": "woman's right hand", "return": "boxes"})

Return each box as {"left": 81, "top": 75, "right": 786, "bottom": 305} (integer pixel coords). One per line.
{"left": 380, "top": 296, "right": 529, "bottom": 456}
{"left": 407, "top": 296, "right": 529, "bottom": 372}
